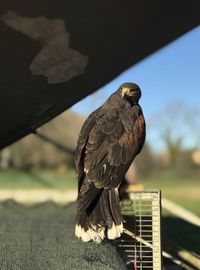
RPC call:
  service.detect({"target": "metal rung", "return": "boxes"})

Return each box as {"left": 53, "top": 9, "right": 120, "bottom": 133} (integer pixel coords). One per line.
{"left": 117, "top": 190, "right": 162, "bottom": 269}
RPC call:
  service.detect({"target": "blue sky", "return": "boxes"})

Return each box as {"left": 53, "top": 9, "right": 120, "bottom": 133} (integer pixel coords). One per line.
{"left": 72, "top": 26, "right": 200, "bottom": 151}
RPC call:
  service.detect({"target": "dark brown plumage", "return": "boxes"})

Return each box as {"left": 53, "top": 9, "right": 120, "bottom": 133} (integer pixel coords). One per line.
{"left": 75, "top": 82, "right": 146, "bottom": 243}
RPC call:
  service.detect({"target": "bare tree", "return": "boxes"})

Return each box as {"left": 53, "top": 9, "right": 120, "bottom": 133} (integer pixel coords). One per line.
{"left": 149, "top": 101, "right": 200, "bottom": 169}
{"left": 151, "top": 101, "right": 200, "bottom": 146}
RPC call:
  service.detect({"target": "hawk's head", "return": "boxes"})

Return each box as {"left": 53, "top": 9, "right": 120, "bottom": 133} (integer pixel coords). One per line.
{"left": 120, "top": 82, "right": 141, "bottom": 106}
{"left": 104, "top": 82, "right": 142, "bottom": 109}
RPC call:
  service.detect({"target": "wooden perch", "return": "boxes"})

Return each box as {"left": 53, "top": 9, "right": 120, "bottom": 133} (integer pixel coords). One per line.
{"left": 162, "top": 198, "right": 200, "bottom": 227}
{"left": 163, "top": 237, "right": 200, "bottom": 270}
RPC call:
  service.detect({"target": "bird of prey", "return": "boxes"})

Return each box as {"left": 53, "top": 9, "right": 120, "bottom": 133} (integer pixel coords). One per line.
{"left": 75, "top": 82, "right": 146, "bottom": 243}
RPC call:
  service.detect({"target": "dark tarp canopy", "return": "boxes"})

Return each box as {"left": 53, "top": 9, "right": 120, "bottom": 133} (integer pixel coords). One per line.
{"left": 0, "top": 0, "right": 200, "bottom": 149}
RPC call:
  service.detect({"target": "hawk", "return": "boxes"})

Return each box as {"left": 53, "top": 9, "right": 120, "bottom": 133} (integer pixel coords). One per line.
{"left": 74, "top": 82, "right": 146, "bottom": 243}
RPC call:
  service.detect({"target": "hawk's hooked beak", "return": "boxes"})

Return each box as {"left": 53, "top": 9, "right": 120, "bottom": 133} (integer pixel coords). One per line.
{"left": 121, "top": 87, "right": 133, "bottom": 97}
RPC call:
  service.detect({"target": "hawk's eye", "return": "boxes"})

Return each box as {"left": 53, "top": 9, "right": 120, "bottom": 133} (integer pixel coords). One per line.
{"left": 130, "top": 89, "right": 136, "bottom": 95}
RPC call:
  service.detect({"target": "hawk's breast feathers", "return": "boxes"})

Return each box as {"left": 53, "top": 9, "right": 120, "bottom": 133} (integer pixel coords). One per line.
{"left": 75, "top": 103, "right": 145, "bottom": 189}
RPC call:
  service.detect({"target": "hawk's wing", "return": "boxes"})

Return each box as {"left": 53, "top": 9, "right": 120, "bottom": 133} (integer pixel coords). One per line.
{"left": 83, "top": 105, "right": 145, "bottom": 189}
{"left": 74, "top": 106, "right": 104, "bottom": 189}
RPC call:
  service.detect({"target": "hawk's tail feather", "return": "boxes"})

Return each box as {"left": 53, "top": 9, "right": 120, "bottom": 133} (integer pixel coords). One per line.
{"left": 108, "top": 189, "right": 122, "bottom": 225}
{"left": 75, "top": 186, "right": 123, "bottom": 243}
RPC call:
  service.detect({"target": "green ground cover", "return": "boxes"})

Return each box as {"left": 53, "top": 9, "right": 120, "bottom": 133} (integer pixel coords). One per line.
{"left": 0, "top": 170, "right": 199, "bottom": 265}
{"left": 0, "top": 168, "right": 76, "bottom": 189}
{"left": 0, "top": 201, "right": 126, "bottom": 270}
{"left": 140, "top": 178, "right": 200, "bottom": 216}
{"left": 0, "top": 169, "right": 199, "bottom": 216}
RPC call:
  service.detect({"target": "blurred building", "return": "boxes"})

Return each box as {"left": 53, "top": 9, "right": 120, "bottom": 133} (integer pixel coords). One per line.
{"left": 192, "top": 150, "right": 200, "bottom": 166}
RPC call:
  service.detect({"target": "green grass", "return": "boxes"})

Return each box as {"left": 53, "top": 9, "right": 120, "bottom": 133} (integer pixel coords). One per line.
{"left": 0, "top": 169, "right": 200, "bottom": 215}
{"left": 0, "top": 168, "right": 76, "bottom": 190}
{"left": 140, "top": 178, "right": 200, "bottom": 216}
{"left": 140, "top": 177, "right": 200, "bottom": 189}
